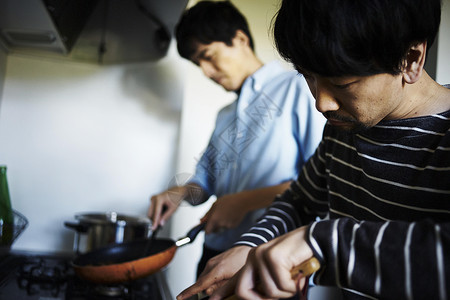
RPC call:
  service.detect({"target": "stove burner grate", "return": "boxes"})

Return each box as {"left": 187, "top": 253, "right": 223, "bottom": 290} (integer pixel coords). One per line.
{"left": 0, "top": 252, "right": 170, "bottom": 299}
{"left": 94, "top": 285, "right": 127, "bottom": 297}
{"left": 15, "top": 257, "right": 71, "bottom": 297}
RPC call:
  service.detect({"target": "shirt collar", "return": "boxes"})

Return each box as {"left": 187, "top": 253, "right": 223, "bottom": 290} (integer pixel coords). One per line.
{"left": 248, "top": 61, "right": 285, "bottom": 92}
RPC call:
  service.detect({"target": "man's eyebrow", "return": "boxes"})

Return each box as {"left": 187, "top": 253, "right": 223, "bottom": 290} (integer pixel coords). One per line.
{"left": 195, "top": 49, "right": 207, "bottom": 60}
{"left": 191, "top": 49, "right": 207, "bottom": 64}
{"left": 189, "top": 50, "right": 201, "bottom": 64}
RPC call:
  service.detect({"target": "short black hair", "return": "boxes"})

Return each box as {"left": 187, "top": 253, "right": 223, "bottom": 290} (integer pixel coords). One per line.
{"left": 273, "top": 0, "right": 442, "bottom": 77}
{"left": 175, "top": 1, "right": 255, "bottom": 60}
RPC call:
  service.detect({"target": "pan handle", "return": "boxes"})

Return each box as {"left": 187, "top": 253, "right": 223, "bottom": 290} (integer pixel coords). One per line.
{"left": 187, "top": 222, "right": 206, "bottom": 240}
{"left": 175, "top": 223, "right": 206, "bottom": 247}
{"left": 64, "top": 221, "right": 90, "bottom": 255}
{"left": 64, "top": 221, "right": 90, "bottom": 233}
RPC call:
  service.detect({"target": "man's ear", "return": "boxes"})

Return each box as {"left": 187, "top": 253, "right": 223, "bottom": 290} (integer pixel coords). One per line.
{"left": 402, "top": 42, "right": 427, "bottom": 84}
{"left": 232, "top": 30, "right": 250, "bottom": 47}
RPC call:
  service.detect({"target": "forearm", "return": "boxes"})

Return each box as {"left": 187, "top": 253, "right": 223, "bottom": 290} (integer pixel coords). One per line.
{"left": 308, "top": 218, "right": 450, "bottom": 299}
{"left": 234, "top": 178, "right": 325, "bottom": 248}
{"left": 234, "top": 196, "right": 302, "bottom": 247}
{"left": 233, "top": 181, "right": 292, "bottom": 212}
{"left": 183, "top": 183, "right": 209, "bottom": 205}
{"left": 201, "top": 181, "right": 292, "bottom": 233}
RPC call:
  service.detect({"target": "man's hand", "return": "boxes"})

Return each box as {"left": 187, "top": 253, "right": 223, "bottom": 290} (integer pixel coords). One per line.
{"left": 148, "top": 186, "right": 186, "bottom": 230}
{"left": 211, "top": 226, "right": 315, "bottom": 300}
{"left": 176, "top": 246, "right": 252, "bottom": 300}
{"left": 200, "top": 182, "right": 292, "bottom": 234}
{"left": 200, "top": 194, "right": 248, "bottom": 234}
{"left": 149, "top": 184, "right": 206, "bottom": 230}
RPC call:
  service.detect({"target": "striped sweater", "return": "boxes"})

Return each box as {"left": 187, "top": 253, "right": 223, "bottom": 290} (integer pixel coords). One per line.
{"left": 235, "top": 107, "right": 450, "bottom": 299}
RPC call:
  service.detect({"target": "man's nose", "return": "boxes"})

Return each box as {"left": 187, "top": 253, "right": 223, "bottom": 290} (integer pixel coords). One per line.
{"left": 199, "top": 61, "right": 215, "bottom": 78}
{"left": 314, "top": 85, "right": 340, "bottom": 113}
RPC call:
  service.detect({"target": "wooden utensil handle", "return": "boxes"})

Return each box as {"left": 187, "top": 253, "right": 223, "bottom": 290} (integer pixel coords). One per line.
{"left": 290, "top": 256, "right": 321, "bottom": 278}
{"left": 224, "top": 257, "right": 320, "bottom": 300}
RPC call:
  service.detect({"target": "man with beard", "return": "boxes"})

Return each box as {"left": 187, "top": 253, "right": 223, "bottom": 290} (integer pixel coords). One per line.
{"left": 177, "top": 0, "right": 450, "bottom": 299}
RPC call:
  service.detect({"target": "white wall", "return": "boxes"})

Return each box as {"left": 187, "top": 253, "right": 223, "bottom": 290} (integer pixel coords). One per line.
{"left": 436, "top": 0, "right": 450, "bottom": 84}
{"left": 0, "top": 45, "right": 6, "bottom": 100}
{"left": 0, "top": 43, "right": 185, "bottom": 252}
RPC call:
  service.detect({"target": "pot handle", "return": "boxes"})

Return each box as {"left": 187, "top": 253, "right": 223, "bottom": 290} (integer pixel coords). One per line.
{"left": 64, "top": 221, "right": 90, "bottom": 233}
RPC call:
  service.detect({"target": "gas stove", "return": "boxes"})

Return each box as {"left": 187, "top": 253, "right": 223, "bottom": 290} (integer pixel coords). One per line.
{"left": 0, "top": 250, "right": 172, "bottom": 300}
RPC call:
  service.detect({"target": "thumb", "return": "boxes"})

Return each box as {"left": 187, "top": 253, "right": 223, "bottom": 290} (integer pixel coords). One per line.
{"left": 297, "top": 275, "right": 309, "bottom": 300}
{"left": 200, "top": 207, "right": 212, "bottom": 223}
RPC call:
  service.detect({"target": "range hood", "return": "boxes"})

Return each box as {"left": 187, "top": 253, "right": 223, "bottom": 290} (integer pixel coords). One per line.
{"left": 0, "top": 0, "right": 189, "bottom": 64}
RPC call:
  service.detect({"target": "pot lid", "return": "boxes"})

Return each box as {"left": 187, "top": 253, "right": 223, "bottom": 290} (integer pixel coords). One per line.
{"left": 75, "top": 212, "right": 151, "bottom": 226}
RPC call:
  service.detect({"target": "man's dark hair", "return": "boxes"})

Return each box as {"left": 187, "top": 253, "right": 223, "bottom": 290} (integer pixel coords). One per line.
{"left": 175, "top": 1, "right": 255, "bottom": 60}
{"left": 273, "top": 0, "right": 442, "bottom": 77}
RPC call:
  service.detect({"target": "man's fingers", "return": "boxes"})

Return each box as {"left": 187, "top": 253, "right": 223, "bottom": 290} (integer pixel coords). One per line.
{"left": 160, "top": 204, "right": 177, "bottom": 227}
{"left": 176, "top": 276, "right": 215, "bottom": 300}
{"left": 147, "top": 200, "right": 154, "bottom": 218}
{"left": 209, "top": 272, "right": 240, "bottom": 300}
{"left": 297, "top": 276, "right": 308, "bottom": 300}
{"left": 200, "top": 209, "right": 211, "bottom": 223}
{"left": 152, "top": 199, "right": 162, "bottom": 230}
{"left": 176, "top": 285, "right": 201, "bottom": 300}
{"left": 204, "top": 279, "right": 228, "bottom": 295}
{"left": 177, "top": 263, "right": 230, "bottom": 300}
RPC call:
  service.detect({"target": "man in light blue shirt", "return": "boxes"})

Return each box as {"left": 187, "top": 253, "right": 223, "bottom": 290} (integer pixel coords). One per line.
{"left": 148, "top": 0, "right": 325, "bottom": 277}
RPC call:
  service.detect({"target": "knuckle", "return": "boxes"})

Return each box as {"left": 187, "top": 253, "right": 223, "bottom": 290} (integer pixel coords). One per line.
{"left": 266, "top": 248, "right": 278, "bottom": 262}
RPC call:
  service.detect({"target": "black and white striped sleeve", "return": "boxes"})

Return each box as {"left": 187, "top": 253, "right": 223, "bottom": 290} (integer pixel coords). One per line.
{"left": 234, "top": 140, "right": 330, "bottom": 248}
{"left": 308, "top": 218, "right": 450, "bottom": 300}
{"left": 234, "top": 197, "right": 302, "bottom": 247}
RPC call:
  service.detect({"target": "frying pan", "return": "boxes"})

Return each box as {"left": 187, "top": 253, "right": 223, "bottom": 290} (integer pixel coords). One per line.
{"left": 72, "top": 222, "right": 205, "bottom": 284}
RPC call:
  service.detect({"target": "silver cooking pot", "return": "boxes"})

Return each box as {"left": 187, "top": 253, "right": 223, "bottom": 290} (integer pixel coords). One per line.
{"left": 64, "top": 212, "right": 152, "bottom": 254}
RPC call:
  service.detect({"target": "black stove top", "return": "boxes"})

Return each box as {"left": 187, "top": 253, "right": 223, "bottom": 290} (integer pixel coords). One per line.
{"left": 0, "top": 250, "right": 172, "bottom": 300}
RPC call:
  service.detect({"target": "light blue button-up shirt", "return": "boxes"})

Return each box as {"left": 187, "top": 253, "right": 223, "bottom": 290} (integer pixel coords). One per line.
{"left": 190, "top": 61, "right": 325, "bottom": 251}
